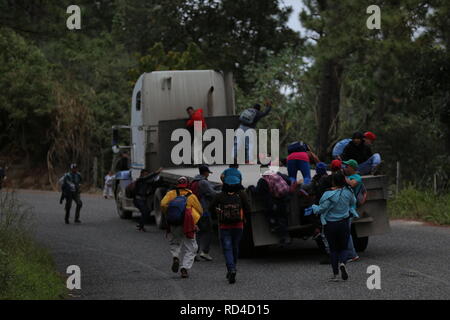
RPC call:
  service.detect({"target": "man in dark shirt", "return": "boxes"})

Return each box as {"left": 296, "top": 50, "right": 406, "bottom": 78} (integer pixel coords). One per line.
{"left": 342, "top": 132, "right": 373, "bottom": 168}
{"left": 133, "top": 168, "right": 163, "bottom": 231}
{"left": 62, "top": 163, "right": 83, "bottom": 224}
{"left": 115, "top": 151, "right": 130, "bottom": 172}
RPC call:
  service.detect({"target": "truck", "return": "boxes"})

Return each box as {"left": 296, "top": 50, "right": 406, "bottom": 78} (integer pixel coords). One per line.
{"left": 111, "top": 69, "right": 391, "bottom": 255}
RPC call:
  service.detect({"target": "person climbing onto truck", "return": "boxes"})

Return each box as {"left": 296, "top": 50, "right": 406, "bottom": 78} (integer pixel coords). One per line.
{"left": 132, "top": 168, "right": 163, "bottom": 232}
{"left": 160, "top": 176, "right": 203, "bottom": 279}
{"left": 191, "top": 165, "right": 220, "bottom": 262}
{"left": 342, "top": 159, "right": 363, "bottom": 263}
{"left": 186, "top": 106, "right": 207, "bottom": 163}
{"left": 209, "top": 186, "right": 251, "bottom": 284}
{"left": 234, "top": 99, "right": 272, "bottom": 163}
{"left": 62, "top": 163, "right": 83, "bottom": 224}
{"left": 341, "top": 132, "right": 380, "bottom": 175}
{"left": 256, "top": 167, "right": 292, "bottom": 244}
{"left": 286, "top": 141, "right": 320, "bottom": 185}
{"left": 312, "top": 172, "right": 359, "bottom": 282}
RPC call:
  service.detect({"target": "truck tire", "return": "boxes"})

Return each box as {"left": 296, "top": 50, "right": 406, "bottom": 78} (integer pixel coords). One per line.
{"left": 115, "top": 183, "right": 132, "bottom": 219}
{"left": 152, "top": 187, "right": 167, "bottom": 230}
{"left": 351, "top": 225, "right": 369, "bottom": 252}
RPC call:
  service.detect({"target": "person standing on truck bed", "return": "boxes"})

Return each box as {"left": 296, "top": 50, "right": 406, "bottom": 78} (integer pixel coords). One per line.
{"left": 234, "top": 100, "right": 272, "bottom": 164}
{"left": 133, "top": 168, "right": 163, "bottom": 232}
{"left": 160, "top": 177, "right": 203, "bottom": 279}
{"left": 312, "top": 172, "right": 359, "bottom": 282}
{"left": 186, "top": 106, "right": 207, "bottom": 163}
{"left": 209, "top": 187, "right": 251, "bottom": 284}
{"left": 191, "top": 165, "right": 220, "bottom": 262}
{"left": 62, "top": 163, "right": 83, "bottom": 224}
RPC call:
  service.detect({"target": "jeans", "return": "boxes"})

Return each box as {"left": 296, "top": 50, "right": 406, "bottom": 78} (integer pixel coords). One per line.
{"left": 65, "top": 191, "right": 82, "bottom": 221}
{"left": 346, "top": 220, "right": 358, "bottom": 260}
{"left": 287, "top": 159, "right": 311, "bottom": 184}
{"left": 219, "top": 228, "right": 243, "bottom": 272}
{"left": 197, "top": 213, "right": 212, "bottom": 254}
{"left": 324, "top": 219, "right": 351, "bottom": 275}
{"left": 358, "top": 153, "right": 381, "bottom": 175}
{"left": 233, "top": 125, "right": 256, "bottom": 163}
{"left": 133, "top": 198, "right": 150, "bottom": 228}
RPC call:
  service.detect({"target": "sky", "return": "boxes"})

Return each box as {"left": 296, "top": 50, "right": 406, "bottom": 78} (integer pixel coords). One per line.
{"left": 280, "top": 0, "right": 305, "bottom": 33}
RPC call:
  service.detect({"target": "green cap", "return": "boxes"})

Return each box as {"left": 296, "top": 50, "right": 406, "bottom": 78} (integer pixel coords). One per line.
{"left": 343, "top": 159, "right": 358, "bottom": 170}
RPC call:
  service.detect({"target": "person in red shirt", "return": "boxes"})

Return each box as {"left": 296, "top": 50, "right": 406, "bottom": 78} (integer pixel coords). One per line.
{"left": 186, "top": 106, "right": 207, "bottom": 130}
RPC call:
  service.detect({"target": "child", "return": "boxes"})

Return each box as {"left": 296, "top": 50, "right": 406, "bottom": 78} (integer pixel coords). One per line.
{"left": 103, "top": 171, "right": 114, "bottom": 199}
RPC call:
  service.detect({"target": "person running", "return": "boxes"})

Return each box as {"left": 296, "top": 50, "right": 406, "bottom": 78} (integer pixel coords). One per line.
{"left": 233, "top": 100, "right": 272, "bottom": 163}
{"left": 103, "top": 171, "right": 114, "bottom": 199}
{"left": 160, "top": 177, "right": 203, "bottom": 279}
{"left": 312, "top": 172, "right": 359, "bottom": 281}
{"left": 209, "top": 187, "right": 251, "bottom": 284}
{"left": 190, "top": 165, "right": 220, "bottom": 261}
{"left": 62, "top": 163, "right": 83, "bottom": 224}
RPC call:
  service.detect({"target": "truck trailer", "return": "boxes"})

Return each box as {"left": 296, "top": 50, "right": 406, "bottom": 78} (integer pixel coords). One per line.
{"left": 111, "top": 70, "right": 391, "bottom": 254}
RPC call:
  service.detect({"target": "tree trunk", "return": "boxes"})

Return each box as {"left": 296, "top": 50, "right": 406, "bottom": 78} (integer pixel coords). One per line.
{"left": 316, "top": 59, "right": 343, "bottom": 161}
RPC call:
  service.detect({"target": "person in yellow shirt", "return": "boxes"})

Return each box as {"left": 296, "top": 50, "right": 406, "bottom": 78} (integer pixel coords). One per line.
{"left": 160, "top": 176, "right": 203, "bottom": 278}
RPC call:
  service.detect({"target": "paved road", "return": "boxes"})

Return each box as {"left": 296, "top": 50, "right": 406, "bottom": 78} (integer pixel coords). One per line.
{"left": 17, "top": 190, "right": 450, "bottom": 300}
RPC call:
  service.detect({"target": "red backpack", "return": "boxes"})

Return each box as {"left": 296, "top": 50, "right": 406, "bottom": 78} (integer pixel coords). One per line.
{"left": 189, "top": 180, "right": 201, "bottom": 199}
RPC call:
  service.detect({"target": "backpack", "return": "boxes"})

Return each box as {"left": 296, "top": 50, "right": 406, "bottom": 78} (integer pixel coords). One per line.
{"left": 263, "top": 173, "right": 290, "bottom": 198}
{"left": 166, "top": 189, "right": 192, "bottom": 226}
{"left": 239, "top": 108, "right": 258, "bottom": 126}
{"left": 125, "top": 181, "right": 136, "bottom": 199}
{"left": 355, "top": 183, "right": 368, "bottom": 207}
{"left": 189, "top": 180, "right": 200, "bottom": 199}
{"left": 219, "top": 193, "right": 243, "bottom": 225}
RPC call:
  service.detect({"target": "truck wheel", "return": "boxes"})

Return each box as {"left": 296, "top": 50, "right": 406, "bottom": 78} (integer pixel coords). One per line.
{"left": 115, "top": 185, "right": 132, "bottom": 219}
{"left": 152, "top": 188, "right": 167, "bottom": 230}
{"left": 351, "top": 226, "right": 369, "bottom": 252}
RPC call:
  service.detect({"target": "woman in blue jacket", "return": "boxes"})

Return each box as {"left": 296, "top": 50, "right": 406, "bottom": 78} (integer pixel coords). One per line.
{"left": 312, "top": 172, "right": 359, "bottom": 281}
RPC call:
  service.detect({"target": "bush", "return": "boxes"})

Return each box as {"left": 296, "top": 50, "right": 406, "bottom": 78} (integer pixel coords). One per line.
{"left": 388, "top": 186, "right": 450, "bottom": 225}
{"left": 0, "top": 191, "right": 66, "bottom": 299}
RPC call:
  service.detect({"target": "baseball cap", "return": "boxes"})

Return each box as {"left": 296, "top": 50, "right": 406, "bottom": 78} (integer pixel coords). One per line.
{"left": 364, "top": 131, "right": 377, "bottom": 141}
{"left": 199, "top": 165, "right": 212, "bottom": 174}
{"left": 331, "top": 159, "right": 342, "bottom": 170}
{"left": 315, "top": 162, "right": 327, "bottom": 175}
{"left": 343, "top": 159, "right": 359, "bottom": 170}
{"left": 176, "top": 176, "right": 189, "bottom": 188}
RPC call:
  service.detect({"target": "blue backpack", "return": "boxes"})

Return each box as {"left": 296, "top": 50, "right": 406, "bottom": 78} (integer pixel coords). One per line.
{"left": 166, "top": 189, "right": 192, "bottom": 226}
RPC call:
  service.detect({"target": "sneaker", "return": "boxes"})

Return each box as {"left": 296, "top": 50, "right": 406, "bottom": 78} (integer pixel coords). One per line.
{"left": 171, "top": 257, "right": 180, "bottom": 273}
{"left": 194, "top": 255, "right": 201, "bottom": 262}
{"left": 199, "top": 252, "right": 213, "bottom": 261}
{"left": 180, "top": 268, "right": 189, "bottom": 278}
{"left": 339, "top": 263, "right": 348, "bottom": 280}
{"left": 346, "top": 256, "right": 359, "bottom": 263}
{"left": 228, "top": 271, "right": 236, "bottom": 284}
{"left": 136, "top": 225, "right": 146, "bottom": 232}
{"left": 329, "top": 274, "right": 339, "bottom": 282}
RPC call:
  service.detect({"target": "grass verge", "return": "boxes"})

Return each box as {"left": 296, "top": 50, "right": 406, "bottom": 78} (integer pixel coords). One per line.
{"left": 0, "top": 191, "right": 66, "bottom": 299}
{"left": 388, "top": 186, "right": 450, "bottom": 225}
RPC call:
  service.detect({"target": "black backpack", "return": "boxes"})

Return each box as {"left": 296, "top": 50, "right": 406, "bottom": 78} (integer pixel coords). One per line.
{"left": 219, "top": 192, "right": 243, "bottom": 225}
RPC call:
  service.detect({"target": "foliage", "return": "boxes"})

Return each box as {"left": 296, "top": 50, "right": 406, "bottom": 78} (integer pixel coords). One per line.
{"left": 388, "top": 186, "right": 450, "bottom": 225}
{"left": 0, "top": 192, "right": 66, "bottom": 299}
